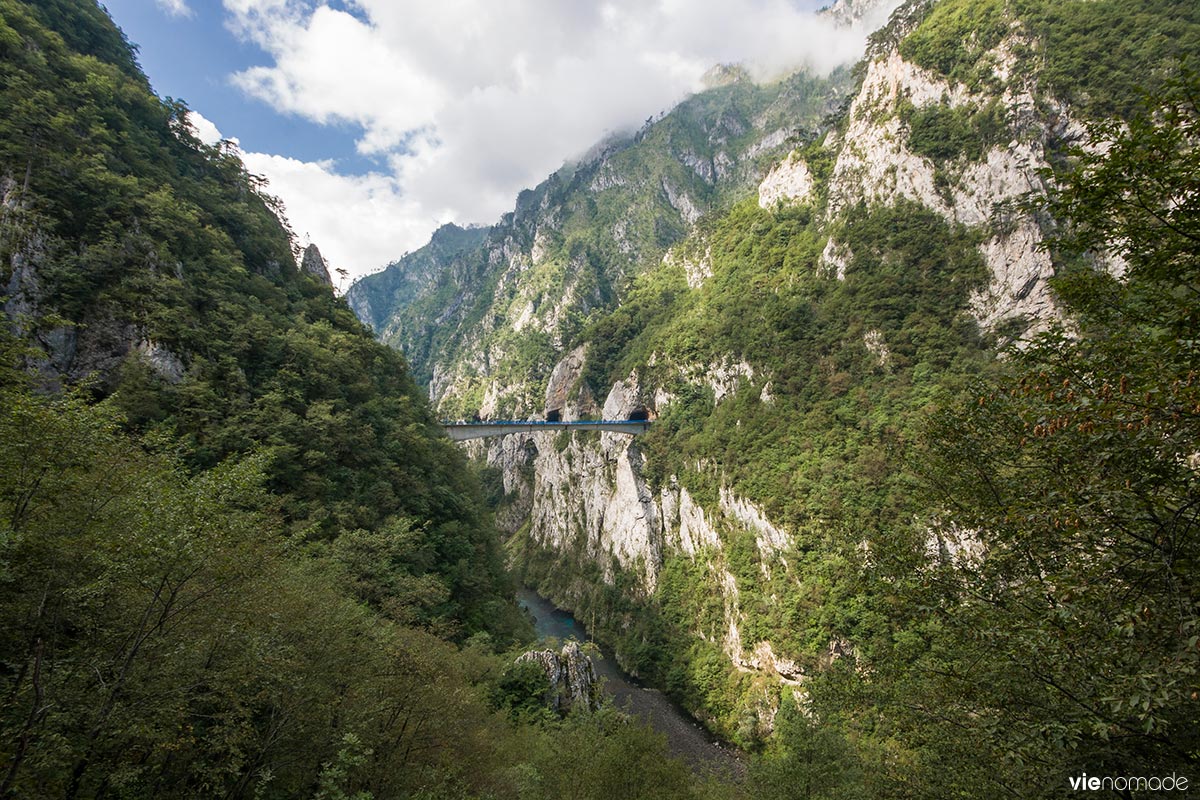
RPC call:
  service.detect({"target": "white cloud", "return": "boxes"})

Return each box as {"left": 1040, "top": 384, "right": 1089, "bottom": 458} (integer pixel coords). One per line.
{"left": 238, "top": 151, "right": 441, "bottom": 287}
{"left": 221, "top": 0, "right": 898, "bottom": 282}
{"left": 186, "top": 110, "right": 224, "bottom": 146}
{"left": 180, "top": 111, "right": 417, "bottom": 287}
{"left": 155, "top": 0, "right": 194, "bottom": 18}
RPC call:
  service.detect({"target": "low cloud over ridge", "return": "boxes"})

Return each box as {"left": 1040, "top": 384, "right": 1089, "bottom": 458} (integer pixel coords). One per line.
{"left": 221, "top": 0, "right": 899, "bottom": 282}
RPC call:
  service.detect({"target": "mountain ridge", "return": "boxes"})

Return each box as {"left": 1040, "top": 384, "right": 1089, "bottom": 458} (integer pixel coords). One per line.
{"left": 349, "top": 63, "right": 859, "bottom": 411}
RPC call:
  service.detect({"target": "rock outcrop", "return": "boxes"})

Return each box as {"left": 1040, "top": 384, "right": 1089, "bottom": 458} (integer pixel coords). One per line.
{"left": 300, "top": 243, "right": 333, "bottom": 286}
{"left": 758, "top": 152, "right": 814, "bottom": 208}
{"left": 543, "top": 344, "right": 590, "bottom": 418}
{"left": 516, "top": 641, "right": 601, "bottom": 714}
{"left": 487, "top": 395, "right": 798, "bottom": 677}
{"left": 2, "top": 204, "right": 188, "bottom": 388}
{"left": 826, "top": 39, "right": 1066, "bottom": 338}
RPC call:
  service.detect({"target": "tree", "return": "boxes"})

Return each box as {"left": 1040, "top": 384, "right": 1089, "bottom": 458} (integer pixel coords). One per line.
{"left": 901, "top": 69, "right": 1200, "bottom": 794}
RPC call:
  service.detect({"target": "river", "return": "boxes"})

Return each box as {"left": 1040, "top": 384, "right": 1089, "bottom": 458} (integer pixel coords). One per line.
{"left": 516, "top": 588, "right": 743, "bottom": 778}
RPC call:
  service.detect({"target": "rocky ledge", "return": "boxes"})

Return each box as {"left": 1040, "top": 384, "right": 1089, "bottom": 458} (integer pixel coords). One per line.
{"left": 516, "top": 641, "right": 601, "bottom": 714}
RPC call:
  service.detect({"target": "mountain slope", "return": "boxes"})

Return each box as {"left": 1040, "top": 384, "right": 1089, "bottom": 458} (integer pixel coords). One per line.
{"left": 0, "top": 0, "right": 507, "bottom": 614}
{"left": 348, "top": 64, "right": 858, "bottom": 413}
{"left": 0, "top": 4, "right": 633, "bottom": 798}
{"left": 348, "top": 221, "right": 489, "bottom": 334}
{"left": 348, "top": 0, "right": 1200, "bottom": 793}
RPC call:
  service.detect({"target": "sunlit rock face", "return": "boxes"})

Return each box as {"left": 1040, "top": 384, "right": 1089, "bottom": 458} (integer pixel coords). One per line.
{"left": 516, "top": 641, "right": 601, "bottom": 713}
{"left": 758, "top": 152, "right": 814, "bottom": 208}
{"left": 300, "top": 243, "right": 333, "bottom": 286}
{"left": 825, "top": 36, "right": 1076, "bottom": 339}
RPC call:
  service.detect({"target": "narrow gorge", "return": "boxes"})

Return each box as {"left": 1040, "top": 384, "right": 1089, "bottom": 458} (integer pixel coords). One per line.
{"left": 349, "top": 2, "right": 1200, "bottom": 790}
{"left": 350, "top": 0, "right": 1093, "bottom": 741}
{"left": 3, "top": 0, "right": 1196, "bottom": 797}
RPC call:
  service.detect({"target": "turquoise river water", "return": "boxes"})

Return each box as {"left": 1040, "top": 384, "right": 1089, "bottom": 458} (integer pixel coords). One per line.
{"left": 516, "top": 588, "right": 743, "bottom": 778}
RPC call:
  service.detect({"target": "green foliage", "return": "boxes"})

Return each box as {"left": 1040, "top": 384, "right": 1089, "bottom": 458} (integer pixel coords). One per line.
{"left": 0, "top": 0, "right": 521, "bottom": 640}
{"left": 631, "top": 198, "right": 989, "bottom": 530}
{"left": 827, "top": 68, "right": 1200, "bottom": 798}
{"left": 797, "top": 135, "right": 836, "bottom": 206}
{"left": 0, "top": 373, "right": 734, "bottom": 799}
{"left": 580, "top": 260, "right": 690, "bottom": 398}
{"left": 900, "top": 0, "right": 1200, "bottom": 119}
{"left": 748, "top": 698, "right": 865, "bottom": 800}
{"left": 312, "top": 735, "right": 374, "bottom": 800}
{"left": 0, "top": 383, "right": 448, "bottom": 797}
{"left": 491, "top": 659, "right": 556, "bottom": 722}
{"left": 1020, "top": 0, "right": 1200, "bottom": 119}
{"left": 506, "top": 709, "right": 708, "bottom": 800}
{"left": 897, "top": 0, "right": 1008, "bottom": 91}
{"left": 899, "top": 98, "right": 1008, "bottom": 162}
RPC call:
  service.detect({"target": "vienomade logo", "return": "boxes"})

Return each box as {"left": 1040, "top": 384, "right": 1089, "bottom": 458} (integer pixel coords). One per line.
{"left": 1068, "top": 773, "right": 1189, "bottom": 792}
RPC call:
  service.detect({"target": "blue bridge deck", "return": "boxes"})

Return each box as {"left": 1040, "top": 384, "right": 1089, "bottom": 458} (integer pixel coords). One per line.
{"left": 441, "top": 419, "right": 651, "bottom": 441}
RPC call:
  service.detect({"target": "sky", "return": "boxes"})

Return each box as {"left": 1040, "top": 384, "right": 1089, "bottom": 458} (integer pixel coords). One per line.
{"left": 101, "top": 0, "right": 893, "bottom": 288}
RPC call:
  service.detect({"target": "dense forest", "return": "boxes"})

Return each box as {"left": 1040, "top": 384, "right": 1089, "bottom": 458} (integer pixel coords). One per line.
{"left": 0, "top": 2, "right": 728, "bottom": 798}
{"left": 787, "top": 71, "right": 1200, "bottom": 796}
{"left": 2, "top": 0, "right": 1198, "bottom": 798}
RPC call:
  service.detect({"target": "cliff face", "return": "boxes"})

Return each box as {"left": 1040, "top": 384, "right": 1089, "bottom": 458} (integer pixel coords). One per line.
{"left": 2, "top": 179, "right": 187, "bottom": 388}
{"left": 823, "top": 44, "right": 1064, "bottom": 335}
{"left": 352, "top": 0, "right": 1187, "bottom": 741}
{"left": 469, "top": 0, "right": 1070, "bottom": 685}
{"left": 349, "top": 63, "right": 861, "bottom": 405}
{"left": 516, "top": 641, "right": 602, "bottom": 714}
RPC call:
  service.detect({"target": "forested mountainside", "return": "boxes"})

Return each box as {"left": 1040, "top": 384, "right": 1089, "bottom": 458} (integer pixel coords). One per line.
{"left": 351, "top": 0, "right": 1200, "bottom": 796}
{"left": 346, "top": 61, "right": 860, "bottom": 408}
{"left": 0, "top": 3, "right": 733, "bottom": 799}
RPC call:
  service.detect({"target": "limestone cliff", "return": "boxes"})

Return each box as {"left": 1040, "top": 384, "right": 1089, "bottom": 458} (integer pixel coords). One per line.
{"left": 823, "top": 43, "right": 1065, "bottom": 336}
{"left": 486, "top": 366, "right": 809, "bottom": 698}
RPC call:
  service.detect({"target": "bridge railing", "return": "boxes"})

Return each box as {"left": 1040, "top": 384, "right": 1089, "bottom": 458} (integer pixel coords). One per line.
{"left": 440, "top": 419, "right": 647, "bottom": 426}
{"left": 440, "top": 419, "right": 651, "bottom": 441}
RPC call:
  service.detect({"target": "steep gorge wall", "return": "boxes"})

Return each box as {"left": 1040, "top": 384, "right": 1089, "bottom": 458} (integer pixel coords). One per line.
{"left": 477, "top": 6, "right": 1081, "bottom": 714}
{"left": 823, "top": 43, "right": 1067, "bottom": 334}
{"left": 481, "top": 352, "right": 815, "bottom": 701}
{"left": 351, "top": 0, "right": 1151, "bottom": 740}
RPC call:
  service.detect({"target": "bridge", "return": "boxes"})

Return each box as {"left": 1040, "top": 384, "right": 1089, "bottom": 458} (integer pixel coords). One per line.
{"left": 442, "top": 419, "right": 651, "bottom": 441}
